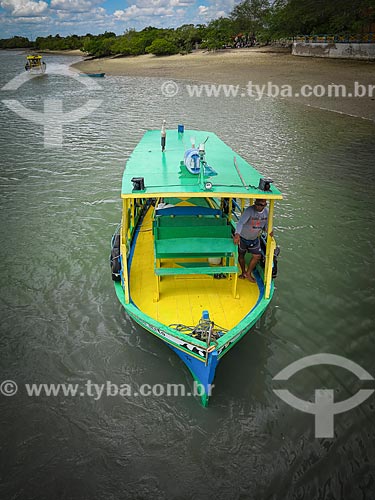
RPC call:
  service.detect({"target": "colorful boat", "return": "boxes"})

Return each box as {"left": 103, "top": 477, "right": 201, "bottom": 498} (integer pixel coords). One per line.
{"left": 79, "top": 72, "right": 105, "bottom": 78}
{"left": 110, "top": 127, "right": 283, "bottom": 405}
{"left": 25, "top": 55, "right": 46, "bottom": 74}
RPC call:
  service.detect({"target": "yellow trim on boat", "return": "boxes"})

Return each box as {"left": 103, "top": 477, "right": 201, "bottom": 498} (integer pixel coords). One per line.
{"left": 122, "top": 192, "right": 283, "bottom": 200}
{"left": 121, "top": 199, "right": 130, "bottom": 303}
{"left": 264, "top": 199, "right": 275, "bottom": 299}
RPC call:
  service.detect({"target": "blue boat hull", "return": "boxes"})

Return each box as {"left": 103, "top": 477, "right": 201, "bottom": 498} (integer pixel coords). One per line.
{"left": 79, "top": 73, "right": 105, "bottom": 77}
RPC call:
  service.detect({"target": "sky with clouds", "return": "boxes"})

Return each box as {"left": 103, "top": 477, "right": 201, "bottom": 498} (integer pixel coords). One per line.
{"left": 0, "top": 0, "right": 237, "bottom": 38}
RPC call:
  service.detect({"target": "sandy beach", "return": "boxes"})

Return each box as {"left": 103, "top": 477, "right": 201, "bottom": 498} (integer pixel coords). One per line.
{"left": 72, "top": 47, "right": 375, "bottom": 121}
{"left": 40, "top": 49, "right": 84, "bottom": 56}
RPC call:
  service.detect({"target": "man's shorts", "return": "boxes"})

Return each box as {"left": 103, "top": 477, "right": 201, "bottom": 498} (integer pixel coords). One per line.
{"left": 239, "top": 236, "right": 262, "bottom": 255}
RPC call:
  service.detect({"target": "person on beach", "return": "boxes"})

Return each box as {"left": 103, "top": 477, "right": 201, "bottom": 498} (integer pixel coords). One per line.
{"left": 233, "top": 199, "right": 273, "bottom": 283}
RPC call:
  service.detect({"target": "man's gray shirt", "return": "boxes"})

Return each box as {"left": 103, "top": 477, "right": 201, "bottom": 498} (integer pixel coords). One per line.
{"left": 236, "top": 205, "right": 269, "bottom": 241}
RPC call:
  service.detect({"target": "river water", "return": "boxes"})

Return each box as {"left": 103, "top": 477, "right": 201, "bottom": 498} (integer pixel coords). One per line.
{"left": 0, "top": 50, "right": 374, "bottom": 500}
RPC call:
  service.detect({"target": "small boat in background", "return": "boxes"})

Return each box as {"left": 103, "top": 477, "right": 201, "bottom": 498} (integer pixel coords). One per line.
{"left": 25, "top": 55, "right": 46, "bottom": 74}
{"left": 79, "top": 72, "right": 105, "bottom": 78}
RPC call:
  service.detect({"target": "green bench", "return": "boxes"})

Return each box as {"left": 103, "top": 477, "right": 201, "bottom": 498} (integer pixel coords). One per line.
{"left": 155, "top": 215, "right": 228, "bottom": 227}
{"left": 153, "top": 219, "right": 239, "bottom": 300}
{"left": 155, "top": 236, "right": 235, "bottom": 258}
{"left": 155, "top": 265, "right": 238, "bottom": 276}
{"left": 155, "top": 224, "right": 232, "bottom": 243}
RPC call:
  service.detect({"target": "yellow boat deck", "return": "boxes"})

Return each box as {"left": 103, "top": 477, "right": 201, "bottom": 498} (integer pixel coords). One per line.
{"left": 129, "top": 208, "right": 260, "bottom": 330}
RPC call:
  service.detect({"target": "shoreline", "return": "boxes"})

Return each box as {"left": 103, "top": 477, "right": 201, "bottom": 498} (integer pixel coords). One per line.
{"left": 36, "top": 49, "right": 85, "bottom": 56}
{"left": 72, "top": 48, "right": 375, "bottom": 121}
{"left": 0, "top": 48, "right": 85, "bottom": 56}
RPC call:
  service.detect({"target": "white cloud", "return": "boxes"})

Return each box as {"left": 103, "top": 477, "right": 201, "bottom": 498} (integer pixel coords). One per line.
{"left": 113, "top": 0, "right": 234, "bottom": 28}
{"left": 114, "top": 5, "right": 175, "bottom": 21}
{"left": 170, "top": 0, "right": 193, "bottom": 6}
{"left": 133, "top": 0, "right": 194, "bottom": 7}
{"left": 0, "top": 0, "right": 235, "bottom": 38}
{"left": 4, "top": 14, "right": 49, "bottom": 22}
{"left": 55, "top": 5, "right": 105, "bottom": 19}
{"left": 0, "top": 0, "right": 48, "bottom": 17}
{"left": 197, "top": 0, "right": 235, "bottom": 22}
{"left": 113, "top": 0, "right": 196, "bottom": 23}
{"left": 50, "top": 0, "right": 102, "bottom": 12}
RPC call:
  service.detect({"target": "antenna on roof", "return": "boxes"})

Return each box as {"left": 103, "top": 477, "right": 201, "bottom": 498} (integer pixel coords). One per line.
{"left": 161, "top": 120, "right": 166, "bottom": 152}
{"left": 233, "top": 157, "right": 249, "bottom": 190}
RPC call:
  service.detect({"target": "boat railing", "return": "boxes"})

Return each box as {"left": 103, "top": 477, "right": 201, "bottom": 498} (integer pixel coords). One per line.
{"left": 155, "top": 205, "right": 222, "bottom": 217}
{"left": 264, "top": 200, "right": 275, "bottom": 299}
{"left": 120, "top": 197, "right": 148, "bottom": 303}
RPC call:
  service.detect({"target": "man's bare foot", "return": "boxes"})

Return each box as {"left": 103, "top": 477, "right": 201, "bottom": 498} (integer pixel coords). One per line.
{"left": 246, "top": 273, "right": 256, "bottom": 283}
{"left": 238, "top": 273, "right": 247, "bottom": 279}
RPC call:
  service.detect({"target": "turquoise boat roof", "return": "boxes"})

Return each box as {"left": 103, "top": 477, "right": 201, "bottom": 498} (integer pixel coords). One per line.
{"left": 121, "top": 129, "right": 283, "bottom": 199}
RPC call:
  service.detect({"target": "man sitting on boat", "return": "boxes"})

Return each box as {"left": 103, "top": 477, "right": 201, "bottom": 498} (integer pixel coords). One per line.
{"left": 233, "top": 199, "right": 273, "bottom": 283}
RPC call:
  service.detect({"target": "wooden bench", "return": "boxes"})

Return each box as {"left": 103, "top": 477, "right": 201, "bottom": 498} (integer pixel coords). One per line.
{"left": 155, "top": 224, "right": 233, "bottom": 243}
{"left": 154, "top": 206, "right": 222, "bottom": 217}
{"left": 153, "top": 221, "right": 238, "bottom": 300}
{"left": 155, "top": 215, "right": 228, "bottom": 227}
{"left": 155, "top": 235, "right": 235, "bottom": 258}
{"left": 155, "top": 265, "right": 238, "bottom": 276}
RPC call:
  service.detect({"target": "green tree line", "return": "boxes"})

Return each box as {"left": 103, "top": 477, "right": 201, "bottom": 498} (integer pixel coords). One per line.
{"left": 1, "top": 0, "right": 373, "bottom": 55}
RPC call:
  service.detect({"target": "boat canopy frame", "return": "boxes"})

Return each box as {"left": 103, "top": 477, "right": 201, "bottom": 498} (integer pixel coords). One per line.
{"left": 120, "top": 194, "right": 276, "bottom": 303}
{"left": 119, "top": 129, "right": 282, "bottom": 304}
